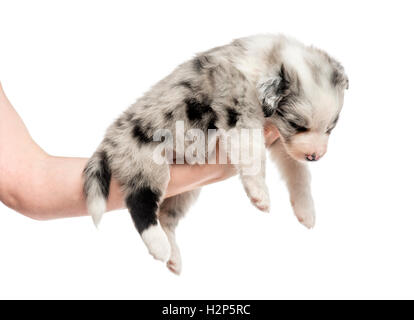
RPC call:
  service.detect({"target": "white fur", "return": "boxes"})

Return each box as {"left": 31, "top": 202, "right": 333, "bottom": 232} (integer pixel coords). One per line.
{"left": 87, "top": 196, "right": 106, "bottom": 228}
{"left": 243, "top": 176, "right": 270, "bottom": 212}
{"left": 292, "top": 196, "right": 316, "bottom": 229}
{"left": 270, "top": 140, "right": 316, "bottom": 229}
{"left": 164, "top": 228, "right": 182, "bottom": 275}
{"left": 234, "top": 34, "right": 285, "bottom": 82}
{"left": 141, "top": 224, "right": 171, "bottom": 262}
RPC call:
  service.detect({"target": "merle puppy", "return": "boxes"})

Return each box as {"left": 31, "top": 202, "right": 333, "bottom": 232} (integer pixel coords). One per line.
{"left": 83, "top": 34, "right": 348, "bottom": 274}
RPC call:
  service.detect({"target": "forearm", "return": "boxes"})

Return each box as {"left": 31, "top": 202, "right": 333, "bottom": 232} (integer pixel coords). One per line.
{"left": 1, "top": 152, "right": 235, "bottom": 220}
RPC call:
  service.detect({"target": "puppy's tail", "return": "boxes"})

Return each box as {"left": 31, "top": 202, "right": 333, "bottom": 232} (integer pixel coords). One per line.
{"left": 83, "top": 150, "right": 112, "bottom": 228}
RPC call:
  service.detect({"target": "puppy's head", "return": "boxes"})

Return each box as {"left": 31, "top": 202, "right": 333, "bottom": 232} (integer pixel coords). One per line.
{"left": 258, "top": 47, "right": 348, "bottom": 162}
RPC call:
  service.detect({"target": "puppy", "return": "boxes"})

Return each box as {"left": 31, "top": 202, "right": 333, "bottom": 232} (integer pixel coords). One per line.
{"left": 83, "top": 34, "right": 348, "bottom": 274}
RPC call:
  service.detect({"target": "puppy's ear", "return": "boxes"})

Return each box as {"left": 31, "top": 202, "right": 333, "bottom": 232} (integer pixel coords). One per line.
{"left": 257, "top": 64, "right": 292, "bottom": 117}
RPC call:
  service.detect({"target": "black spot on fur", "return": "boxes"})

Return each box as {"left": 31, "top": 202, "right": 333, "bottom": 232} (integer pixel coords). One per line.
{"left": 193, "top": 55, "right": 211, "bottom": 73}
{"left": 132, "top": 119, "right": 152, "bottom": 144}
{"left": 262, "top": 101, "right": 275, "bottom": 118}
{"left": 185, "top": 97, "right": 212, "bottom": 121}
{"left": 164, "top": 110, "right": 174, "bottom": 121}
{"left": 97, "top": 151, "right": 112, "bottom": 198}
{"left": 126, "top": 187, "right": 160, "bottom": 234}
{"left": 193, "top": 57, "right": 204, "bottom": 73}
{"left": 331, "top": 69, "right": 349, "bottom": 89}
{"left": 331, "top": 70, "right": 341, "bottom": 87}
{"left": 275, "top": 108, "right": 285, "bottom": 118}
{"left": 185, "top": 96, "right": 217, "bottom": 130}
{"left": 277, "top": 64, "right": 291, "bottom": 96}
{"left": 179, "top": 80, "right": 194, "bottom": 90}
{"left": 226, "top": 107, "right": 240, "bottom": 127}
{"left": 207, "top": 112, "right": 218, "bottom": 130}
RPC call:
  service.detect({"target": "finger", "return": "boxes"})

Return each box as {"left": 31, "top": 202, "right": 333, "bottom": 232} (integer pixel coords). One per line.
{"left": 264, "top": 123, "right": 280, "bottom": 146}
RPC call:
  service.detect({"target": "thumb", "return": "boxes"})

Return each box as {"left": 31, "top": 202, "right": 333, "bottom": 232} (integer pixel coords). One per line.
{"left": 264, "top": 123, "right": 280, "bottom": 147}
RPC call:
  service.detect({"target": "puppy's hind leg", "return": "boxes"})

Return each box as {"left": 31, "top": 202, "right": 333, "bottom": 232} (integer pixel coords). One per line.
{"left": 124, "top": 162, "right": 171, "bottom": 262}
{"left": 159, "top": 189, "right": 201, "bottom": 275}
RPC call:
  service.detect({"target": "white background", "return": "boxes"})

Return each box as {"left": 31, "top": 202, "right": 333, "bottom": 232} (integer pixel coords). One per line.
{"left": 0, "top": 0, "right": 413, "bottom": 299}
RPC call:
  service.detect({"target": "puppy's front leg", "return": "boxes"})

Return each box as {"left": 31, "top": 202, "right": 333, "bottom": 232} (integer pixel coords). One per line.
{"left": 269, "top": 140, "right": 315, "bottom": 228}
{"left": 228, "top": 124, "right": 269, "bottom": 212}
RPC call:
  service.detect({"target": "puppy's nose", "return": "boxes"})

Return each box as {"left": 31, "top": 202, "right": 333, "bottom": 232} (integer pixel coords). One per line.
{"left": 305, "top": 153, "right": 319, "bottom": 162}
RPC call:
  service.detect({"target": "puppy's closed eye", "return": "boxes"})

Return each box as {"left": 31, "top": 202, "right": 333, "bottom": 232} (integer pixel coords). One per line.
{"left": 288, "top": 120, "right": 309, "bottom": 133}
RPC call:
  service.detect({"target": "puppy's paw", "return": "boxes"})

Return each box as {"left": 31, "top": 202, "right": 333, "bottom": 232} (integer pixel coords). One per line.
{"left": 292, "top": 200, "right": 316, "bottom": 229}
{"left": 245, "top": 180, "right": 270, "bottom": 212}
{"left": 251, "top": 193, "right": 270, "bottom": 212}
{"left": 141, "top": 224, "right": 171, "bottom": 262}
{"left": 167, "top": 256, "right": 182, "bottom": 276}
{"left": 166, "top": 244, "right": 182, "bottom": 275}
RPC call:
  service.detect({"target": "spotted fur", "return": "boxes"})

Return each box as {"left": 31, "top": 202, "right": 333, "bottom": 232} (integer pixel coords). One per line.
{"left": 83, "top": 34, "right": 348, "bottom": 273}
